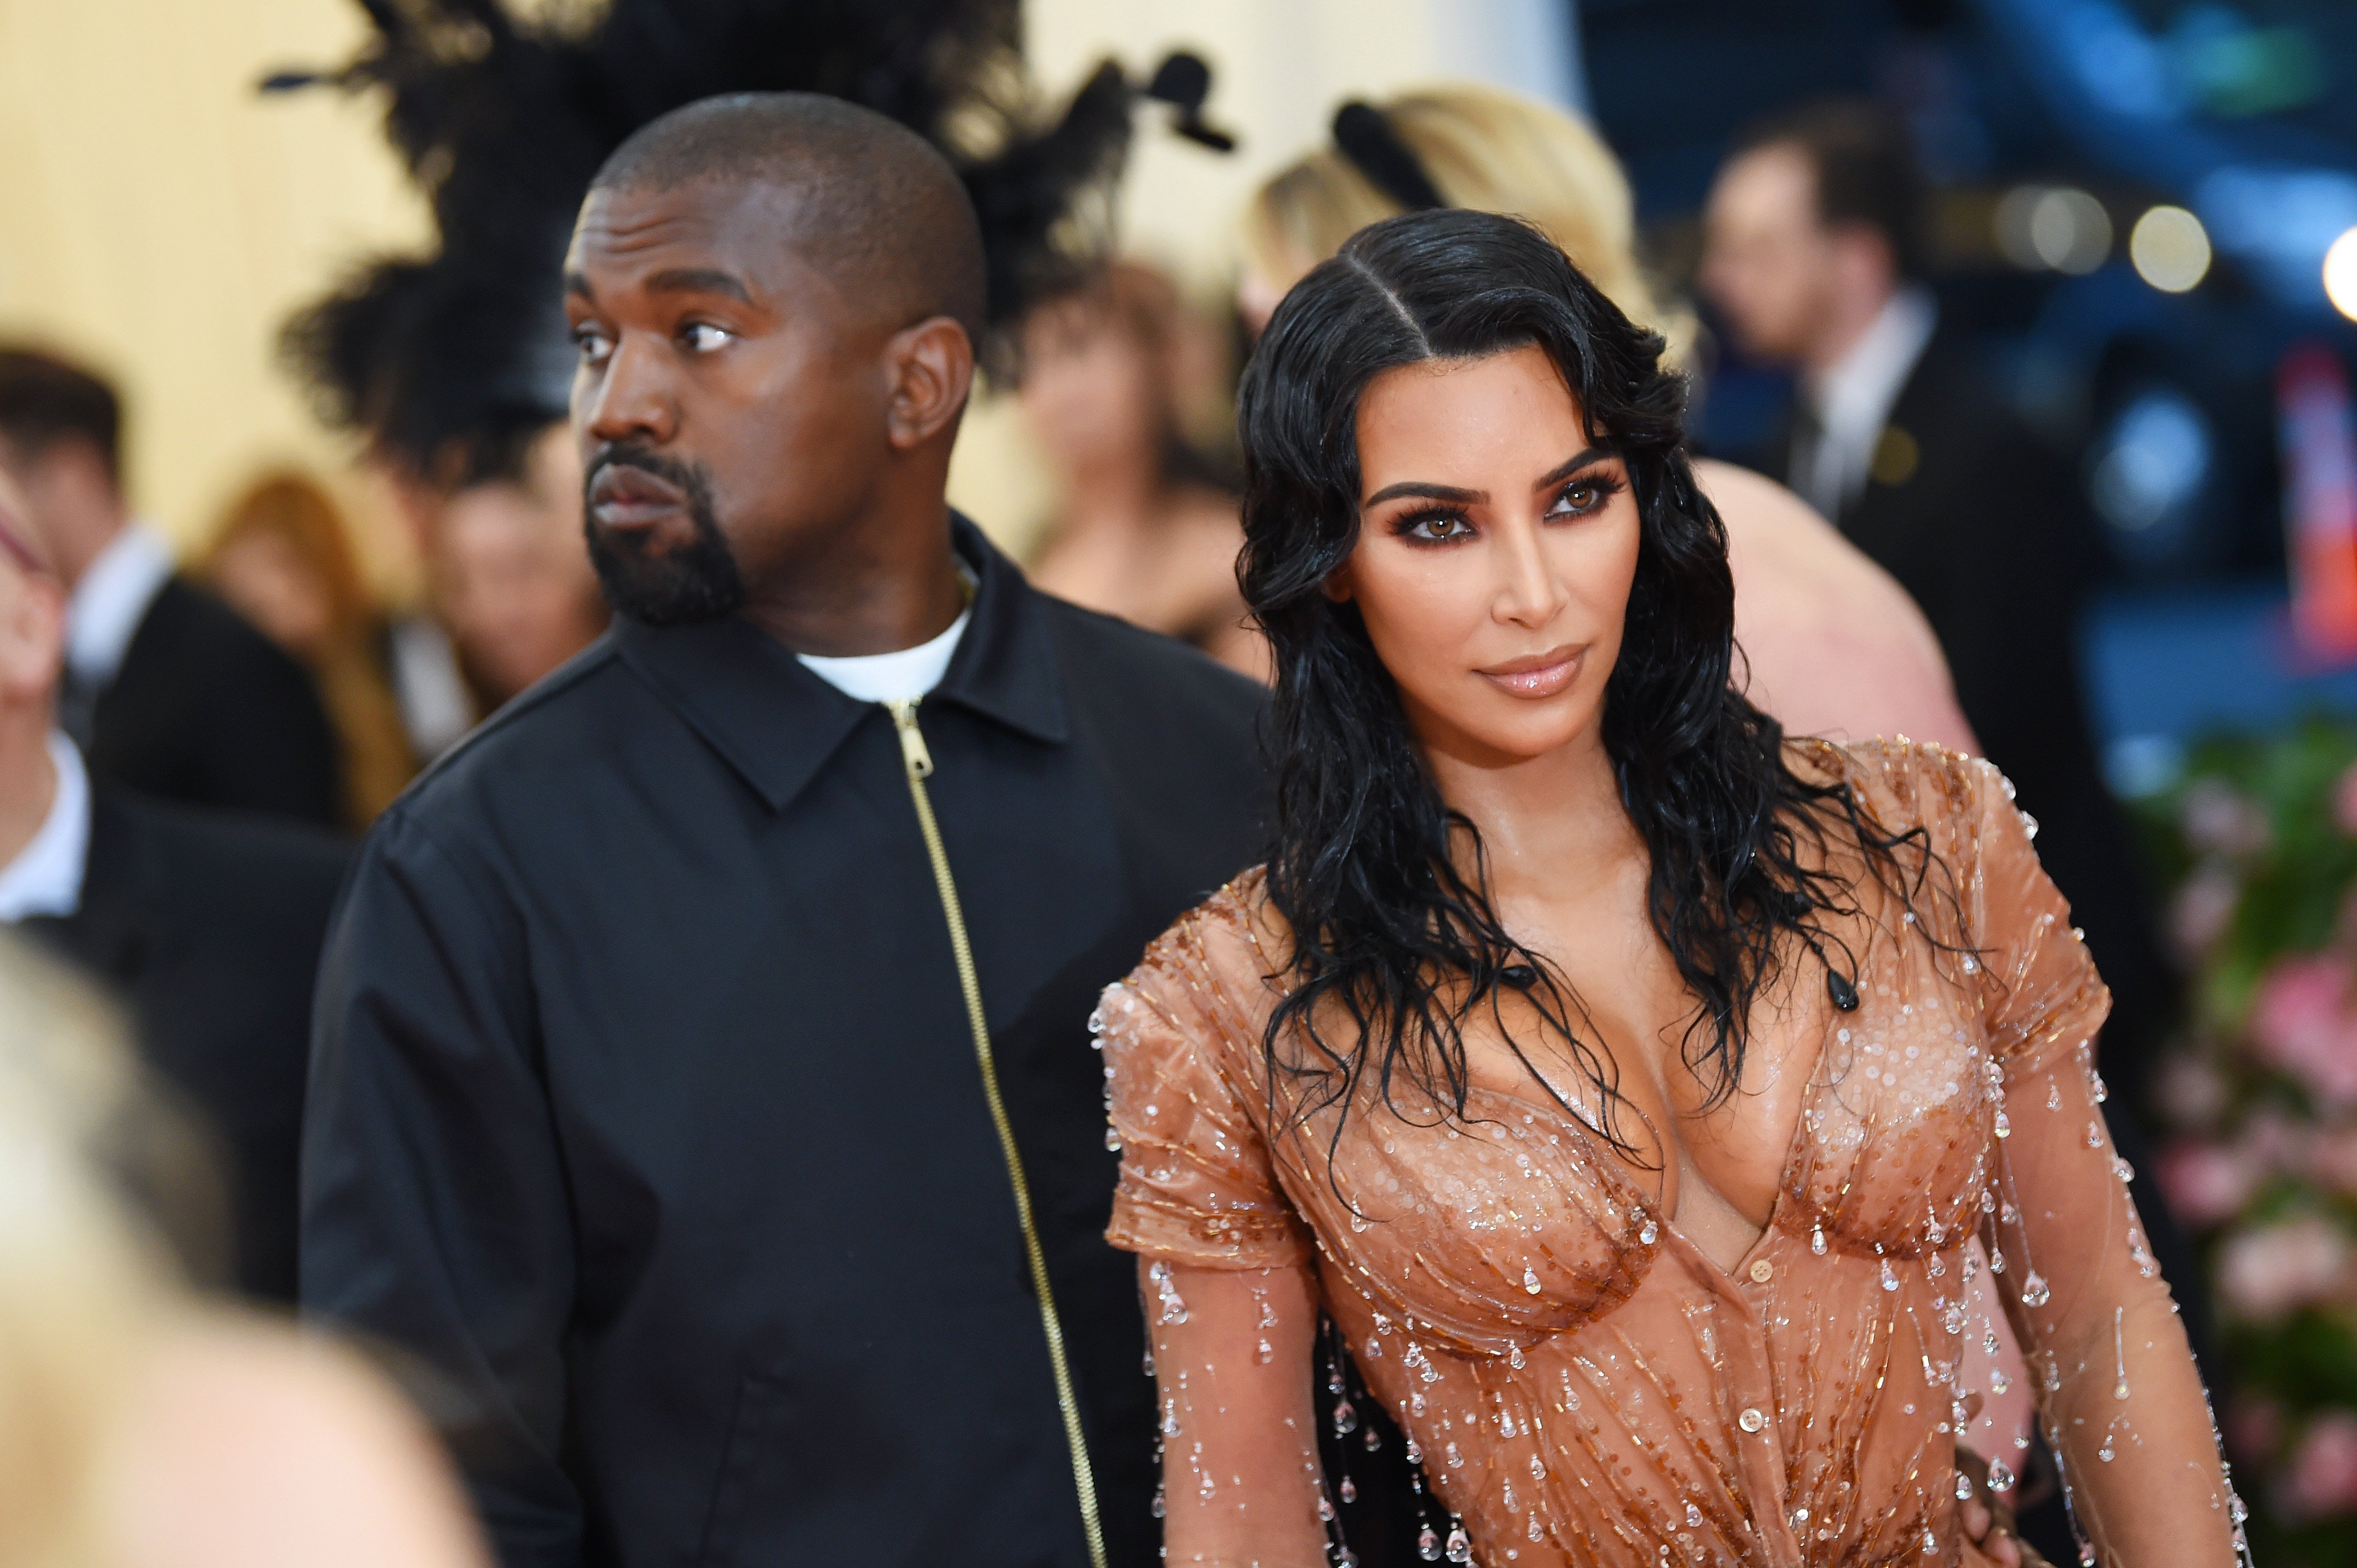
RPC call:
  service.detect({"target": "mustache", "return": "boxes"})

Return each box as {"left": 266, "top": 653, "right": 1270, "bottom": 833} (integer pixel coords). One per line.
{"left": 582, "top": 442, "right": 712, "bottom": 508}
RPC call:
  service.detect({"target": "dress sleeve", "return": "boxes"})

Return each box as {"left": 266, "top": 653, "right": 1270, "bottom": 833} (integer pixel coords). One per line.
{"left": 1968, "top": 768, "right": 2250, "bottom": 1566}
{"left": 1100, "top": 918, "right": 1313, "bottom": 1273}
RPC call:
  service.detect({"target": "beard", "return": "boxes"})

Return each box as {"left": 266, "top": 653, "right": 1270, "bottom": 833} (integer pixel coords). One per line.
{"left": 581, "top": 444, "right": 747, "bottom": 627}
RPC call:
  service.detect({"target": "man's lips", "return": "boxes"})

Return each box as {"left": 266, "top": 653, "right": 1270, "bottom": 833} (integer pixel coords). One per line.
{"left": 588, "top": 464, "right": 688, "bottom": 529}
{"left": 1477, "top": 643, "right": 1584, "bottom": 699}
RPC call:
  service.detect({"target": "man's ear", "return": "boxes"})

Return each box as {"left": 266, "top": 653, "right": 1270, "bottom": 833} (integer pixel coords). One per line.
{"left": 883, "top": 317, "right": 977, "bottom": 452}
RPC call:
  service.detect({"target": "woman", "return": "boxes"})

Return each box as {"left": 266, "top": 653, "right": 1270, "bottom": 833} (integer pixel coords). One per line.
{"left": 1022, "top": 262, "right": 1267, "bottom": 679}
{"left": 1098, "top": 212, "right": 2243, "bottom": 1567}
{"left": 199, "top": 472, "right": 415, "bottom": 827}
{"left": 1238, "top": 84, "right": 1971, "bottom": 755}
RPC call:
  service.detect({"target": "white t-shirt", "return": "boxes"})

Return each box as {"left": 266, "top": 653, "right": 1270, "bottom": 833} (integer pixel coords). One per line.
{"left": 795, "top": 607, "right": 971, "bottom": 705}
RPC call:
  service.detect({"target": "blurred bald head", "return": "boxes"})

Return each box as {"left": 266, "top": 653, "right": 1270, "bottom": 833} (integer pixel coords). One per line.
{"left": 592, "top": 92, "right": 987, "bottom": 341}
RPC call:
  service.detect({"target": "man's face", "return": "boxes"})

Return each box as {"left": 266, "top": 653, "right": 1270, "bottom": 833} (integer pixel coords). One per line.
{"left": 1700, "top": 145, "right": 1843, "bottom": 365}
{"left": 564, "top": 179, "right": 895, "bottom": 624}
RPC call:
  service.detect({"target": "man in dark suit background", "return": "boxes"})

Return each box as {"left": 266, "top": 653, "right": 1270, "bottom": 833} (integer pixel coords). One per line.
{"left": 0, "top": 470, "right": 347, "bottom": 1302}
{"left": 1697, "top": 100, "right": 2174, "bottom": 1101}
{"left": 0, "top": 348, "right": 344, "bottom": 829}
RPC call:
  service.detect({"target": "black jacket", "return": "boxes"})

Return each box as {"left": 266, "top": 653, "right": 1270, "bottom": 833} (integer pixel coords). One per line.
{"left": 23, "top": 787, "right": 348, "bottom": 1300}
{"left": 1798, "top": 327, "right": 2173, "bottom": 1090}
{"left": 87, "top": 575, "right": 343, "bottom": 829}
{"left": 301, "top": 521, "right": 1272, "bottom": 1568}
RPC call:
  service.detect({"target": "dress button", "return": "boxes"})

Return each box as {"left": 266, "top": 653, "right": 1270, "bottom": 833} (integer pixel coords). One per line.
{"left": 1748, "top": 1258, "right": 1773, "bottom": 1284}
{"left": 1739, "top": 1407, "right": 1765, "bottom": 1433}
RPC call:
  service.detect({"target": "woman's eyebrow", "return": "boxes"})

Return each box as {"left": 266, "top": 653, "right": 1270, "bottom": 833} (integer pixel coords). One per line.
{"left": 1534, "top": 445, "right": 1611, "bottom": 491}
{"left": 1363, "top": 479, "right": 1484, "bottom": 507}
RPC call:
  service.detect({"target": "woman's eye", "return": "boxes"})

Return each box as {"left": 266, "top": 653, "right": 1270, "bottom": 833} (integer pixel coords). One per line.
{"left": 1547, "top": 476, "right": 1615, "bottom": 518}
{"left": 681, "top": 322, "right": 734, "bottom": 353}
{"left": 572, "top": 327, "right": 613, "bottom": 363}
{"left": 1404, "top": 512, "right": 1474, "bottom": 542}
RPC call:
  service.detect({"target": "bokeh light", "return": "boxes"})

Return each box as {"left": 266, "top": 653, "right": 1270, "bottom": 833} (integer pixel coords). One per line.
{"left": 1996, "top": 186, "right": 2113, "bottom": 274}
{"left": 2327, "top": 227, "right": 2357, "bottom": 323}
{"left": 2128, "top": 206, "right": 2212, "bottom": 293}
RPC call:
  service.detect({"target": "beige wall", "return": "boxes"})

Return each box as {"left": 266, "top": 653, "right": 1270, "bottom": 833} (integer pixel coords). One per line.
{"left": 0, "top": 0, "right": 427, "bottom": 578}
{"left": 0, "top": 0, "right": 1573, "bottom": 568}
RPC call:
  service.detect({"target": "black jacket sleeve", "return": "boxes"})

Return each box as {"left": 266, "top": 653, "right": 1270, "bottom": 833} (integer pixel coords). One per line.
{"left": 301, "top": 808, "right": 581, "bottom": 1566}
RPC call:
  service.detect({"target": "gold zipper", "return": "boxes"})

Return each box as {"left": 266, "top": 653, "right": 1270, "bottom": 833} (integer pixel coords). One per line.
{"left": 884, "top": 698, "right": 1107, "bottom": 1568}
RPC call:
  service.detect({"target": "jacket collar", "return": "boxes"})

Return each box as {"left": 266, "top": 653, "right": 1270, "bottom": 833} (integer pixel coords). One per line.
{"left": 611, "top": 513, "right": 1066, "bottom": 813}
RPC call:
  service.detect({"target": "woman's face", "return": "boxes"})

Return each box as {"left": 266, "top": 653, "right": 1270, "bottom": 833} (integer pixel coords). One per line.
{"left": 1332, "top": 343, "right": 1640, "bottom": 768}
{"left": 1017, "top": 298, "right": 1159, "bottom": 480}
{"left": 212, "top": 529, "right": 334, "bottom": 658}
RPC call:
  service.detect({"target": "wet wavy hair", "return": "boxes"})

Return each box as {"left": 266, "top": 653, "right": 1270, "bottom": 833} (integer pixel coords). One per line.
{"left": 1237, "top": 208, "right": 1950, "bottom": 1162}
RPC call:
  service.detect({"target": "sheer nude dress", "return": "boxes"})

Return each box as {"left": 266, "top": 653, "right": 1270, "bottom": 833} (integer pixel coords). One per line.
{"left": 1100, "top": 742, "right": 2246, "bottom": 1567}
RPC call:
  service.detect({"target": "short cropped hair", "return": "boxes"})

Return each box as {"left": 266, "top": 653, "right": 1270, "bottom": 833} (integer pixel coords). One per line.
{"left": 0, "top": 349, "right": 123, "bottom": 485}
{"left": 592, "top": 92, "right": 987, "bottom": 343}
{"left": 1732, "top": 99, "right": 1928, "bottom": 281}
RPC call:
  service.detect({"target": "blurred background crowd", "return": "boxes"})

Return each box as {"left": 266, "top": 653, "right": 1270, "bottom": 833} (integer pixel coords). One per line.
{"left": 5, "top": 0, "right": 2357, "bottom": 1563}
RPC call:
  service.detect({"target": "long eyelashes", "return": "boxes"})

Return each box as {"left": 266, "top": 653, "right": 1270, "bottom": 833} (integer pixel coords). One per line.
{"left": 1384, "top": 469, "right": 1627, "bottom": 544}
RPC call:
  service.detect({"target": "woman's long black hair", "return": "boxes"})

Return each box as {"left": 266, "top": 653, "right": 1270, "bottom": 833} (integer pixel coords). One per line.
{"left": 1238, "top": 209, "right": 1941, "bottom": 1162}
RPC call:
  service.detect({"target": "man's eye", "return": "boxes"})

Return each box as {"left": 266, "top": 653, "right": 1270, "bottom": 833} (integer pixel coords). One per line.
{"left": 573, "top": 327, "right": 613, "bottom": 362}
{"left": 681, "top": 322, "right": 734, "bottom": 353}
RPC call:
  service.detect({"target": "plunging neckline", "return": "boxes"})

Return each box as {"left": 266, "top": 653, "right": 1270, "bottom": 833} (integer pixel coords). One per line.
{"left": 1470, "top": 974, "right": 1842, "bottom": 1289}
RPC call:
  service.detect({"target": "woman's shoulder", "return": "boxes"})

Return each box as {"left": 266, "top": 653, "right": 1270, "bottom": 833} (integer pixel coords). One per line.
{"left": 1107, "top": 868, "right": 1290, "bottom": 1032}
{"left": 1788, "top": 734, "right": 2008, "bottom": 837}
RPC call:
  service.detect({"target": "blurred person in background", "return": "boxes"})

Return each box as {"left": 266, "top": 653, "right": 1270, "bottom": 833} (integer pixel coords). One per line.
{"left": 1242, "top": 84, "right": 1975, "bottom": 755}
{"left": 1020, "top": 262, "right": 1265, "bottom": 678}
{"left": 0, "top": 469, "right": 347, "bottom": 1303}
{"left": 1699, "top": 100, "right": 2174, "bottom": 1108}
{"left": 197, "top": 472, "right": 418, "bottom": 828}
{"left": 0, "top": 349, "right": 343, "bottom": 830}
{"left": 427, "top": 425, "right": 608, "bottom": 712}
{"left": 0, "top": 931, "right": 489, "bottom": 1568}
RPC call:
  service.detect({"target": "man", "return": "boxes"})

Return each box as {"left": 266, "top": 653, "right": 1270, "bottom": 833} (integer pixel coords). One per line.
{"left": 0, "top": 471, "right": 347, "bottom": 1301}
{"left": 0, "top": 349, "right": 343, "bottom": 827}
{"left": 301, "top": 96, "right": 1266, "bottom": 1568}
{"left": 1698, "top": 101, "right": 2174, "bottom": 1098}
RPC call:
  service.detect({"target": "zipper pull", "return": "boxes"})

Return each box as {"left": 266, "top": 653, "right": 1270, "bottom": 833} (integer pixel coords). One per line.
{"left": 884, "top": 698, "right": 933, "bottom": 780}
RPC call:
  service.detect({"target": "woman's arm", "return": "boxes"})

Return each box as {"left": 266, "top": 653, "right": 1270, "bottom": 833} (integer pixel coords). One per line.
{"left": 1147, "top": 1259, "right": 1331, "bottom": 1568}
{"left": 1987, "top": 1039, "right": 2245, "bottom": 1566}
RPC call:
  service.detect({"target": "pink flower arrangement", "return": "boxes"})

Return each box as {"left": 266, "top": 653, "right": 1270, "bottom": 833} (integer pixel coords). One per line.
{"left": 2335, "top": 760, "right": 2357, "bottom": 839}
{"left": 2158, "top": 1138, "right": 2265, "bottom": 1227}
{"left": 2217, "top": 1214, "right": 2354, "bottom": 1321}
{"left": 2283, "top": 1412, "right": 2357, "bottom": 1521}
{"left": 2181, "top": 779, "right": 2271, "bottom": 857}
{"left": 2249, "top": 955, "right": 2357, "bottom": 1110}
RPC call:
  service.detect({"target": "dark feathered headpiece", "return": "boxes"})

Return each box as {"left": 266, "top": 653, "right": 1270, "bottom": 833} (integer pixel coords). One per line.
{"left": 271, "top": 0, "right": 1153, "bottom": 485}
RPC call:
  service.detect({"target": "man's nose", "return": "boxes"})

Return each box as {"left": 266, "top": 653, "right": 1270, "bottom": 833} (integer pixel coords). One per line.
{"left": 581, "top": 334, "right": 679, "bottom": 445}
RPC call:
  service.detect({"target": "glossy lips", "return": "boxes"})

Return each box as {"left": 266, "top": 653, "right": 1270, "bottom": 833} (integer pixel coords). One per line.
{"left": 1477, "top": 643, "right": 1583, "bottom": 700}
{"left": 588, "top": 462, "right": 688, "bottom": 532}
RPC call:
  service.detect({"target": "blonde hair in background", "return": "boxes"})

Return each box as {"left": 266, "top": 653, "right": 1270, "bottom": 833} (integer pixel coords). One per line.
{"left": 1243, "top": 82, "right": 1696, "bottom": 365}
{"left": 0, "top": 936, "right": 173, "bottom": 1568}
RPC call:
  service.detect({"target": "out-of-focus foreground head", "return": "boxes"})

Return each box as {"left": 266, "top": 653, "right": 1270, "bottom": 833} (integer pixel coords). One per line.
{"left": 1239, "top": 83, "right": 1691, "bottom": 360}
{"left": 1699, "top": 99, "right": 1925, "bottom": 367}
{"left": 566, "top": 91, "right": 984, "bottom": 627}
{"left": 0, "top": 349, "right": 128, "bottom": 589}
{"left": 0, "top": 935, "right": 173, "bottom": 1565}
{"left": 0, "top": 932, "right": 493, "bottom": 1568}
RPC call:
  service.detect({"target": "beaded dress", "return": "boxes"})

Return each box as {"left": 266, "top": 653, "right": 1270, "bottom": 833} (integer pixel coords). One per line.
{"left": 1099, "top": 741, "right": 2245, "bottom": 1567}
